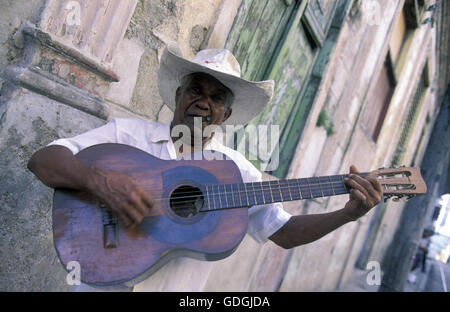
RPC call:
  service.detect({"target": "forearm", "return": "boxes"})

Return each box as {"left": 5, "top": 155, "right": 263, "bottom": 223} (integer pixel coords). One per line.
{"left": 27, "top": 145, "right": 93, "bottom": 191}
{"left": 269, "top": 208, "right": 354, "bottom": 249}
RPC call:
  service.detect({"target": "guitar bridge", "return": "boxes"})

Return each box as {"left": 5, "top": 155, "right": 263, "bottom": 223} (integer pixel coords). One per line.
{"left": 100, "top": 203, "right": 118, "bottom": 248}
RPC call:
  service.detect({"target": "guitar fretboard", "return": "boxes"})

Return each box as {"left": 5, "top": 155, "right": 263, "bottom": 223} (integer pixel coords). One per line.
{"left": 201, "top": 173, "right": 369, "bottom": 211}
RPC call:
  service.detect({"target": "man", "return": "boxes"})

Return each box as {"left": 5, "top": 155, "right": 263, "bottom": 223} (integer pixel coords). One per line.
{"left": 28, "top": 42, "right": 383, "bottom": 291}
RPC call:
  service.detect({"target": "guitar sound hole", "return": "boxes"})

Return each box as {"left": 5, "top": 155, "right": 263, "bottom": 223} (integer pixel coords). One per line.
{"left": 169, "top": 185, "right": 204, "bottom": 218}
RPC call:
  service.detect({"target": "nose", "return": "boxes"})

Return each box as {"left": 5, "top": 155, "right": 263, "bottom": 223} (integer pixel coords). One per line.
{"left": 195, "top": 95, "right": 210, "bottom": 111}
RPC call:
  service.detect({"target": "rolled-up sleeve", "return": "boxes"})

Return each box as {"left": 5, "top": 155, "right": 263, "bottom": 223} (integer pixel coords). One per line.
{"left": 247, "top": 202, "right": 292, "bottom": 243}
{"left": 46, "top": 119, "right": 118, "bottom": 154}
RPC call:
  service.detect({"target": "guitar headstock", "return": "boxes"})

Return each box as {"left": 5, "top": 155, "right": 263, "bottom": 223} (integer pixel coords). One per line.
{"left": 371, "top": 166, "right": 427, "bottom": 202}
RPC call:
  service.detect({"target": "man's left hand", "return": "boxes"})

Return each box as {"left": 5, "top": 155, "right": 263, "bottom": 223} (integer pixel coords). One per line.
{"left": 343, "top": 165, "right": 383, "bottom": 221}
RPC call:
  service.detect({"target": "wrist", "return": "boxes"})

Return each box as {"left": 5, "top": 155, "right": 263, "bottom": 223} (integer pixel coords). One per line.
{"left": 341, "top": 205, "right": 359, "bottom": 222}
{"left": 84, "top": 164, "right": 106, "bottom": 193}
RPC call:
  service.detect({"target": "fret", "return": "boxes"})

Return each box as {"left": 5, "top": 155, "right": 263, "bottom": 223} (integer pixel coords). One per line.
{"left": 287, "top": 181, "right": 293, "bottom": 201}
{"left": 223, "top": 184, "right": 229, "bottom": 208}
{"left": 267, "top": 181, "right": 274, "bottom": 203}
{"left": 288, "top": 179, "right": 301, "bottom": 201}
{"left": 237, "top": 184, "right": 244, "bottom": 207}
{"left": 211, "top": 184, "right": 218, "bottom": 210}
{"left": 341, "top": 174, "right": 350, "bottom": 194}
{"left": 228, "top": 184, "right": 235, "bottom": 208}
{"left": 217, "top": 184, "right": 222, "bottom": 208}
{"left": 230, "top": 184, "right": 237, "bottom": 207}
{"left": 251, "top": 182, "right": 257, "bottom": 205}
{"left": 277, "top": 180, "right": 291, "bottom": 202}
{"left": 306, "top": 178, "right": 314, "bottom": 198}
{"left": 328, "top": 175, "right": 336, "bottom": 196}
{"left": 310, "top": 177, "right": 323, "bottom": 198}
{"left": 269, "top": 180, "right": 282, "bottom": 202}
{"left": 329, "top": 175, "right": 348, "bottom": 195}
{"left": 298, "top": 178, "right": 311, "bottom": 199}
{"left": 318, "top": 176, "right": 335, "bottom": 197}
{"left": 243, "top": 183, "right": 251, "bottom": 206}
{"left": 261, "top": 181, "right": 272, "bottom": 204}
{"left": 277, "top": 181, "right": 284, "bottom": 202}
{"left": 252, "top": 182, "right": 264, "bottom": 205}
{"left": 206, "top": 185, "right": 211, "bottom": 210}
{"left": 259, "top": 182, "right": 266, "bottom": 204}
{"left": 317, "top": 177, "right": 324, "bottom": 197}
{"left": 295, "top": 179, "right": 303, "bottom": 200}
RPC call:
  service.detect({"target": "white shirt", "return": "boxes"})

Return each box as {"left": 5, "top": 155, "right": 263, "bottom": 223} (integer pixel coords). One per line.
{"left": 48, "top": 117, "right": 291, "bottom": 290}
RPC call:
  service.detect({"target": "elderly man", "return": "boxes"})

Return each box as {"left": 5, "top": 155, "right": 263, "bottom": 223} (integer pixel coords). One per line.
{"left": 28, "top": 42, "right": 382, "bottom": 291}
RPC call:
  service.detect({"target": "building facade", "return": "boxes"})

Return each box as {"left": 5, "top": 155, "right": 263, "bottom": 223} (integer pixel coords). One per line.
{"left": 0, "top": 0, "right": 446, "bottom": 291}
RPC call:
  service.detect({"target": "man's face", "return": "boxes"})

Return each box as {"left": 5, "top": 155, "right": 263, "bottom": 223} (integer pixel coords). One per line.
{"left": 172, "top": 73, "right": 233, "bottom": 140}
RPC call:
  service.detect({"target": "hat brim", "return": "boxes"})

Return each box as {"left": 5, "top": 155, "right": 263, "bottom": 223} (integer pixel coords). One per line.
{"left": 157, "top": 42, "right": 274, "bottom": 125}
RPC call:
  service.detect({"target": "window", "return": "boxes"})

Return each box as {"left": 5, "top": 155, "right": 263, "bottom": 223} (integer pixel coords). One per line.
{"left": 391, "top": 63, "right": 429, "bottom": 166}
{"left": 362, "top": 0, "right": 423, "bottom": 143}
{"left": 362, "top": 53, "right": 397, "bottom": 142}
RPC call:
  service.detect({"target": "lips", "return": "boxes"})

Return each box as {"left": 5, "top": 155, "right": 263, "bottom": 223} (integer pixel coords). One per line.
{"left": 186, "top": 113, "right": 210, "bottom": 122}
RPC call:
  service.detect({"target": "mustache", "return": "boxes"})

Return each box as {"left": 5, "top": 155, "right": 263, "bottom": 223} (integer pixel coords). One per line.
{"left": 186, "top": 113, "right": 212, "bottom": 123}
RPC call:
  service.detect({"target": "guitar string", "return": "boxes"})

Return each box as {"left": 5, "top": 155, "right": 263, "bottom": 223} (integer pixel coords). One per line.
{"left": 148, "top": 175, "right": 358, "bottom": 199}
{"left": 144, "top": 173, "right": 370, "bottom": 200}
{"left": 146, "top": 179, "right": 351, "bottom": 203}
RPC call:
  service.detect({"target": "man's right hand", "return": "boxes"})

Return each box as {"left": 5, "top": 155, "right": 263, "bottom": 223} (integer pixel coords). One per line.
{"left": 28, "top": 145, "right": 153, "bottom": 228}
{"left": 86, "top": 166, "right": 154, "bottom": 228}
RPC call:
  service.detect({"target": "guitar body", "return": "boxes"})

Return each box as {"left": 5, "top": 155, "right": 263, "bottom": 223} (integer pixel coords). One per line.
{"left": 53, "top": 143, "right": 248, "bottom": 288}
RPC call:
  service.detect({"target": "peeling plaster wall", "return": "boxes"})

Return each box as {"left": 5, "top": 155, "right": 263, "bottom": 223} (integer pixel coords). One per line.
{"left": 124, "top": 0, "right": 222, "bottom": 120}
{"left": 0, "top": 0, "right": 46, "bottom": 90}
{"left": 0, "top": 0, "right": 222, "bottom": 291}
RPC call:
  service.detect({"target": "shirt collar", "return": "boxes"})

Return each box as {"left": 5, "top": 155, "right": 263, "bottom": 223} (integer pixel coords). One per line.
{"left": 148, "top": 122, "right": 172, "bottom": 143}
{"left": 148, "top": 121, "right": 223, "bottom": 150}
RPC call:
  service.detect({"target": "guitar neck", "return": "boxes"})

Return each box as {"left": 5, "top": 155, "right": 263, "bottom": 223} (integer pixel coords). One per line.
{"left": 202, "top": 173, "right": 369, "bottom": 211}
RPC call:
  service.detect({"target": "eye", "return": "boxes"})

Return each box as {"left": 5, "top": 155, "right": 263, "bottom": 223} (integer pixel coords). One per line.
{"left": 189, "top": 86, "right": 201, "bottom": 94}
{"left": 213, "top": 94, "right": 226, "bottom": 103}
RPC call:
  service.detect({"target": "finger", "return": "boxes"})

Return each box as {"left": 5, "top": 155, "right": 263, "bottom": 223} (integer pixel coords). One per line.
{"left": 344, "top": 176, "right": 370, "bottom": 200}
{"left": 129, "top": 191, "right": 150, "bottom": 216}
{"left": 139, "top": 190, "right": 154, "bottom": 213}
{"left": 350, "top": 165, "right": 360, "bottom": 174}
{"left": 351, "top": 188, "right": 366, "bottom": 203}
{"left": 367, "top": 174, "right": 383, "bottom": 193}
{"left": 122, "top": 202, "right": 144, "bottom": 225}
{"left": 117, "top": 211, "right": 134, "bottom": 228}
{"left": 352, "top": 174, "right": 382, "bottom": 204}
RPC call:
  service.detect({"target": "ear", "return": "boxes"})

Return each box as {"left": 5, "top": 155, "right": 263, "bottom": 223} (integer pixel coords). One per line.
{"left": 222, "top": 108, "right": 232, "bottom": 123}
{"left": 175, "top": 87, "right": 181, "bottom": 107}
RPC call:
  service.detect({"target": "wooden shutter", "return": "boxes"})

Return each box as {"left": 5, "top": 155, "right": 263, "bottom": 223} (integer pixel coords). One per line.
{"left": 362, "top": 55, "right": 396, "bottom": 142}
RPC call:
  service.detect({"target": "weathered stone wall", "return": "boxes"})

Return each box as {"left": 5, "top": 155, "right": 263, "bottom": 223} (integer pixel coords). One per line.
{"left": 0, "top": 0, "right": 46, "bottom": 90}
{"left": 276, "top": 0, "right": 439, "bottom": 291}
{"left": 0, "top": 0, "right": 223, "bottom": 291}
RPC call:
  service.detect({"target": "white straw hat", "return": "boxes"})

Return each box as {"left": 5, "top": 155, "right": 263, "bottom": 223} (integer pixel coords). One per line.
{"left": 157, "top": 42, "right": 274, "bottom": 125}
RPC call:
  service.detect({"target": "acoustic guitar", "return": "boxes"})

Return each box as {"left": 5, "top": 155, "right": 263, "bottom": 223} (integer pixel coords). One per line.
{"left": 53, "top": 143, "right": 427, "bottom": 288}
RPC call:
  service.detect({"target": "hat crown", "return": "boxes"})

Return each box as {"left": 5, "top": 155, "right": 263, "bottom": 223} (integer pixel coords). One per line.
{"left": 192, "top": 49, "right": 241, "bottom": 78}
